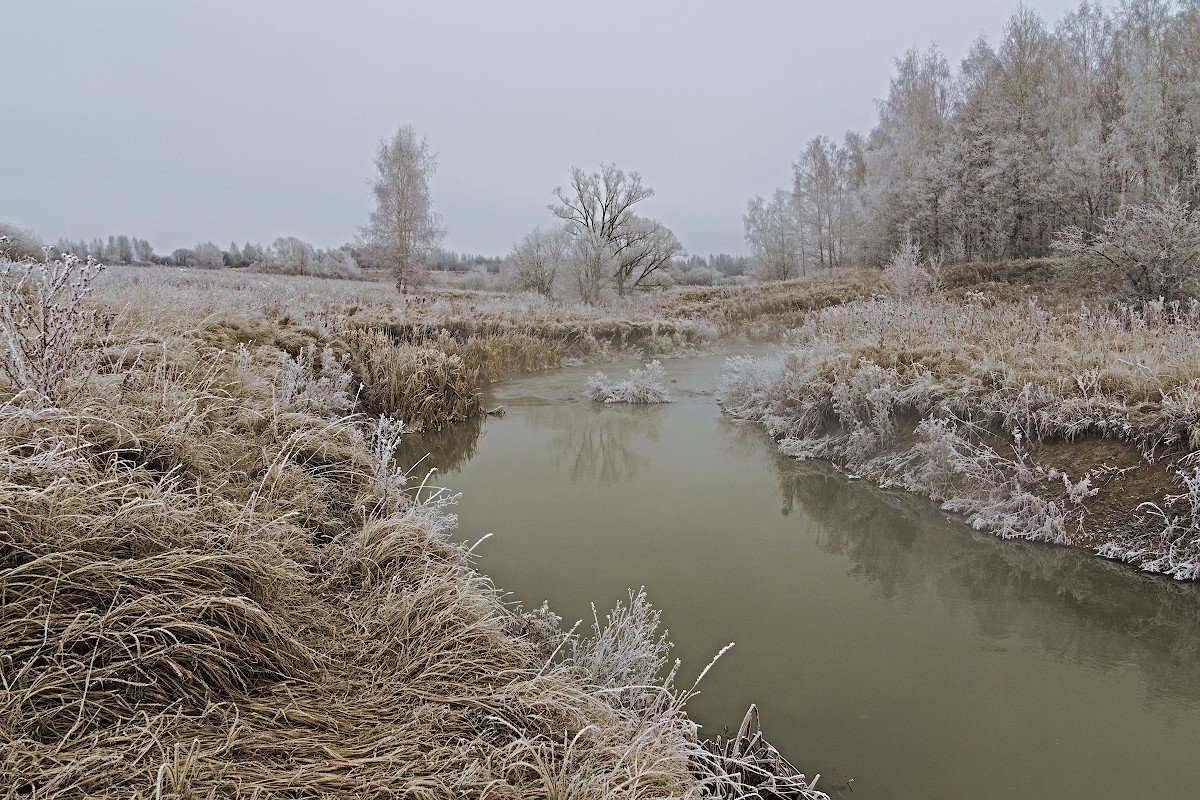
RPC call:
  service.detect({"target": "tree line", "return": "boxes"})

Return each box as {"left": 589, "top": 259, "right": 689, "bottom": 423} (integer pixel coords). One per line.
{"left": 746, "top": 0, "right": 1200, "bottom": 277}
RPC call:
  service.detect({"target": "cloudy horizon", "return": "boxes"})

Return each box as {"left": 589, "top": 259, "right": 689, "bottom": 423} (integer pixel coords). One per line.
{"left": 4, "top": 0, "right": 1104, "bottom": 257}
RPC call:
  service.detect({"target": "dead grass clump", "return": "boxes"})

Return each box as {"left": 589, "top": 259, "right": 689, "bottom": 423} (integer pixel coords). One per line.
{"left": 447, "top": 331, "right": 564, "bottom": 381}
{"left": 197, "top": 313, "right": 322, "bottom": 354}
{"left": 342, "top": 327, "right": 481, "bottom": 427}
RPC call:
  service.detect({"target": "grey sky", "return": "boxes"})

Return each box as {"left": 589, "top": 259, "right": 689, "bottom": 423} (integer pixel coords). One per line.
{"left": 4, "top": 0, "right": 1101, "bottom": 256}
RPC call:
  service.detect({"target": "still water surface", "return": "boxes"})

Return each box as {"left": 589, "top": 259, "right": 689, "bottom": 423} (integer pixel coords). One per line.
{"left": 397, "top": 351, "right": 1200, "bottom": 799}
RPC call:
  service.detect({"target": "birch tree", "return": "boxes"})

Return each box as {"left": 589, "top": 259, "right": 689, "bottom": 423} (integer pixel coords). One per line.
{"left": 361, "top": 126, "right": 446, "bottom": 291}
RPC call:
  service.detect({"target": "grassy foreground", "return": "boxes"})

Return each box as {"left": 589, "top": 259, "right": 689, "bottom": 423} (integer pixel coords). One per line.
{"left": 2, "top": 263, "right": 838, "bottom": 798}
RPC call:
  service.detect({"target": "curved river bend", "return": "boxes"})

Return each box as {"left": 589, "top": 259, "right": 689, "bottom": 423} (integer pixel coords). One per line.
{"left": 397, "top": 351, "right": 1200, "bottom": 800}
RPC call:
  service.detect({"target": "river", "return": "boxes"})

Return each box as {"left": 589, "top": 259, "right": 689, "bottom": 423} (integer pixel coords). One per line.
{"left": 396, "top": 350, "right": 1200, "bottom": 799}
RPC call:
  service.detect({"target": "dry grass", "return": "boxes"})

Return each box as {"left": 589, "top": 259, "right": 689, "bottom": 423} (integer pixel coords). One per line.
{"left": 2, "top": 259, "right": 833, "bottom": 797}
{"left": 341, "top": 327, "right": 481, "bottom": 425}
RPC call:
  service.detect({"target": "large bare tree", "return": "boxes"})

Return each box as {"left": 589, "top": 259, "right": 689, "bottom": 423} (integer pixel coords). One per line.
{"left": 550, "top": 163, "right": 682, "bottom": 293}
{"left": 361, "top": 126, "right": 445, "bottom": 290}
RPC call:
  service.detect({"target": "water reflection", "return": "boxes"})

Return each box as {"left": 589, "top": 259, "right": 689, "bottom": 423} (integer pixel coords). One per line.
{"left": 723, "top": 418, "right": 1200, "bottom": 705}
{"left": 393, "top": 415, "right": 483, "bottom": 476}
{"left": 527, "top": 403, "right": 666, "bottom": 485}
{"left": 417, "top": 357, "right": 1200, "bottom": 799}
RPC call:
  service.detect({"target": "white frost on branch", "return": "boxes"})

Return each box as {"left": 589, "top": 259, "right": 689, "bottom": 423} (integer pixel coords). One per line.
{"left": 588, "top": 360, "right": 671, "bottom": 404}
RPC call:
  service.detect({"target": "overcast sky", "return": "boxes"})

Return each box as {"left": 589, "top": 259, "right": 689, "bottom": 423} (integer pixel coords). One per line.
{"left": 4, "top": 0, "right": 1104, "bottom": 256}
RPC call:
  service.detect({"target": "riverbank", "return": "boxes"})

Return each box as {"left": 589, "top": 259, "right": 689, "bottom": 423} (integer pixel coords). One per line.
{"left": 405, "top": 350, "right": 1200, "bottom": 800}
{"left": 2, "top": 261, "right": 837, "bottom": 796}
{"left": 717, "top": 284, "right": 1200, "bottom": 580}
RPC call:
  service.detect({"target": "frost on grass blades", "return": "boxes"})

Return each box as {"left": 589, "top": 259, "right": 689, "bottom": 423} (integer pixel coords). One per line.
{"left": 0, "top": 242, "right": 831, "bottom": 795}
{"left": 716, "top": 292, "right": 1200, "bottom": 578}
{"left": 0, "top": 246, "right": 105, "bottom": 406}
{"left": 588, "top": 360, "right": 671, "bottom": 404}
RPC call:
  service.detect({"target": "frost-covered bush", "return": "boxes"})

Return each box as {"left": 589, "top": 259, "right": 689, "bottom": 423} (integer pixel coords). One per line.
{"left": 565, "top": 588, "right": 677, "bottom": 716}
{"left": 588, "top": 360, "right": 670, "bottom": 404}
{"left": 458, "top": 265, "right": 502, "bottom": 291}
{"left": 1054, "top": 193, "right": 1200, "bottom": 300}
{"left": 0, "top": 250, "right": 105, "bottom": 405}
{"left": 878, "top": 417, "right": 1093, "bottom": 545}
{"left": 1100, "top": 462, "right": 1200, "bottom": 580}
{"left": 361, "top": 413, "right": 415, "bottom": 512}
{"left": 0, "top": 225, "right": 44, "bottom": 261}
{"left": 882, "top": 238, "right": 939, "bottom": 297}
{"left": 277, "top": 344, "right": 353, "bottom": 413}
{"left": 252, "top": 236, "right": 366, "bottom": 280}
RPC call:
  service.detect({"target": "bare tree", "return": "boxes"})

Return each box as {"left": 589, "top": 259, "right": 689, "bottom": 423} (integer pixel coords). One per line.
{"left": 565, "top": 231, "right": 616, "bottom": 305}
{"left": 745, "top": 189, "right": 806, "bottom": 280}
{"left": 505, "top": 227, "right": 567, "bottom": 297}
{"left": 360, "top": 126, "right": 446, "bottom": 291}
{"left": 189, "top": 241, "right": 224, "bottom": 269}
{"left": 550, "top": 163, "right": 683, "bottom": 293}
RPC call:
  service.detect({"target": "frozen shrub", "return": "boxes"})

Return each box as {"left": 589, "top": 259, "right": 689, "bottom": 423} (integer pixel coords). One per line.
{"left": 458, "top": 265, "right": 500, "bottom": 291}
{"left": 277, "top": 344, "right": 353, "bottom": 414}
{"left": 588, "top": 360, "right": 670, "bottom": 404}
{"left": 672, "top": 265, "right": 720, "bottom": 286}
{"left": 882, "top": 238, "right": 938, "bottom": 297}
{"left": 0, "top": 250, "right": 105, "bottom": 405}
{"left": 1054, "top": 193, "right": 1200, "bottom": 300}
{"left": 0, "top": 225, "right": 44, "bottom": 261}
{"left": 362, "top": 414, "right": 415, "bottom": 512}
{"left": 565, "top": 588, "right": 677, "bottom": 716}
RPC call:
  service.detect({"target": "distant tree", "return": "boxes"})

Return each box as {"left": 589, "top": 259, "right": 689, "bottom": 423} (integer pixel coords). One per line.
{"left": 242, "top": 242, "right": 264, "bottom": 265}
{"left": 565, "top": 231, "right": 616, "bottom": 304}
{"left": 744, "top": 189, "right": 806, "bottom": 280}
{"left": 794, "top": 136, "right": 857, "bottom": 267}
{"left": 115, "top": 235, "right": 133, "bottom": 264}
{"left": 505, "top": 227, "right": 567, "bottom": 297}
{"left": 132, "top": 238, "right": 156, "bottom": 263}
{"left": 550, "top": 163, "right": 683, "bottom": 292}
{"left": 360, "top": 125, "right": 446, "bottom": 291}
{"left": 250, "top": 236, "right": 365, "bottom": 280}
{"left": 0, "top": 223, "right": 44, "bottom": 260}
{"left": 189, "top": 241, "right": 224, "bottom": 269}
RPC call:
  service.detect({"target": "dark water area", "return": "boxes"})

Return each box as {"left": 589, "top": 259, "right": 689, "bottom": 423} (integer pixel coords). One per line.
{"left": 397, "top": 351, "right": 1200, "bottom": 800}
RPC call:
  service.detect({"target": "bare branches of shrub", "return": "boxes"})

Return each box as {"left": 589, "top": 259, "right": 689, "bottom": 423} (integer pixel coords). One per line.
{"left": 0, "top": 249, "right": 105, "bottom": 405}
{"left": 1054, "top": 193, "right": 1200, "bottom": 301}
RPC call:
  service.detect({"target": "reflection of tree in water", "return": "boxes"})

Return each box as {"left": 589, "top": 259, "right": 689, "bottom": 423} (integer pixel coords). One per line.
{"left": 527, "top": 403, "right": 665, "bottom": 486}
{"left": 719, "top": 417, "right": 1200, "bottom": 705}
{"left": 392, "top": 415, "right": 483, "bottom": 476}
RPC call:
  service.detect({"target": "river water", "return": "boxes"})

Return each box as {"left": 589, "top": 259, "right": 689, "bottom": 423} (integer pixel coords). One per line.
{"left": 396, "top": 350, "right": 1200, "bottom": 799}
